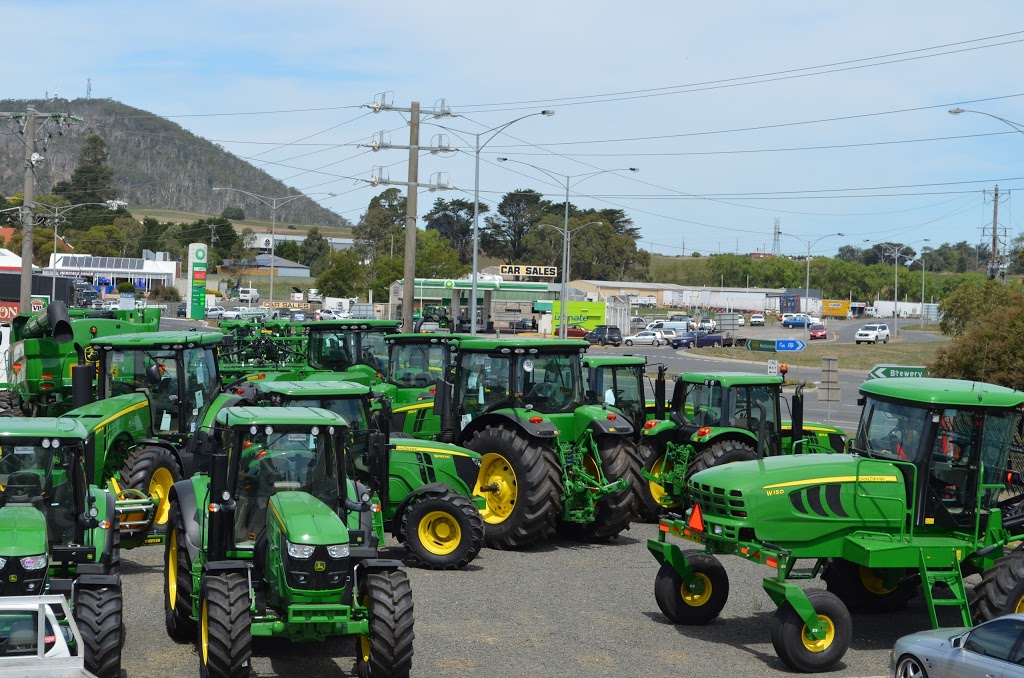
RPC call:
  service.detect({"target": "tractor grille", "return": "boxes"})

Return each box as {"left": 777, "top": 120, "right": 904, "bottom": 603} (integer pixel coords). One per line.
{"left": 688, "top": 481, "right": 747, "bottom": 519}
{"left": 0, "top": 559, "right": 45, "bottom": 596}
{"left": 285, "top": 546, "right": 349, "bottom": 591}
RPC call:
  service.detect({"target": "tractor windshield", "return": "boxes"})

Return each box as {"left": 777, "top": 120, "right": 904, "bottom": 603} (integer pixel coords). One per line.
{"left": 231, "top": 425, "right": 342, "bottom": 547}
{"left": 457, "top": 352, "right": 512, "bottom": 420}
{"left": 389, "top": 343, "right": 446, "bottom": 389}
{"left": 853, "top": 399, "right": 929, "bottom": 461}
{"left": 308, "top": 330, "right": 390, "bottom": 374}
{"left": 591, "top": 364, "right": 645, "bottom": 427}
{"left": 0, "top": 440, "right": 86, "bottom": 545}
{"left": 286, "top": 398, "right": 373, "bottom": 470}
{"left": 679, "top": 381, "right": 723, "bottom": 427}
{"left": 517, "top": 353, "right": 582, "bottom": 413}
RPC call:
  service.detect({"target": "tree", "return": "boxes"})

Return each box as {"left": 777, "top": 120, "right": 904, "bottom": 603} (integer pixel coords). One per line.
{"left": 353, "top": 189, "right": 406, "bottom": 261}
{"left": 116, "top": 281, "right": 136, "bottom": 294}
{"left": 149, "top": 286, "right": 181, "bottom": 302}
{"left": 221, "top": 206, "right": 245, "bottom": 220}
{"left": 481, "top": 189, "right": 548, "bottom": 264}
{"left": 274, "top": 240, "right": 301, "bottom": 263}
{"left": 937, "top": 276, "right": 1015, "bottom": 336}
{"left": 423, "top": 198, "right": 487, "bottom": 265}
{"left": 836, "top": 245, "right": 863, "bottom": 263}
{"left": 300, "top": 227, "right": 332, "bottom": 276}
{"left": 52, "top": 134, "right": 123, "bottom": 231}
{"left": 316, "top": 249, "right": 364, "bottom": 297}
{"left": 415, "top": 229, "right": 467, "bottom": 279}
{"left": 931, "top": 293, "right": 1024, "bottom": 390}
{"left": 224, "top": 227, "right": 258, "bottom": 287}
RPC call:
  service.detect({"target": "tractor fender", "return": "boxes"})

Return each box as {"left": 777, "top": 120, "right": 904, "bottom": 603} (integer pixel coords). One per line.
{"left": 169, "top": 481, "right": 204, "bottom": 563}
{"left": 133, "top": 438, "right": 182, "bottom": 466}
{"left": 76, "top": 573, "right": 120, "bottom": 589}
{"left": 642, "top": 419, "right": 677, "bottom": 438}
{"left": 693, "top": 427, "right": 757, "bottom": 447}
{"left": 389, "top": 483, "right": 454, "bottom": 541}
{"left": 203, "top": 560, "right": 252, "bottom": 576}
{"left": 353, "top": 557, "right": 405, "bottom": 572}
{"left": 459, "top": 412, "right": 559, "bottom": 443}
{"left": 587, "top": 413, "right": 634, "bottom": 436}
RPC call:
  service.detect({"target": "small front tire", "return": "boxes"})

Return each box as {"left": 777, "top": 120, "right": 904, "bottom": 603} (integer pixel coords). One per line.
{"left": 654, "top": 553, "right": 729, "bottom": 625}
{"left": 771, "top": 590, "right": 851, "bottom": 673}
{"left": 400, "top": 491, "right": 484, "bottom": 570}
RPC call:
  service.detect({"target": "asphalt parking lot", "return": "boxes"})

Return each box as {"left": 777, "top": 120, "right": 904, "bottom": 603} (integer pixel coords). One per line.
{"left": 120, "top": 528, "right": 972, "bottom": 678}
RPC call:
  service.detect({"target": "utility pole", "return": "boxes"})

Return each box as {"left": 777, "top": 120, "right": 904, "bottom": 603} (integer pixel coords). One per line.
{"left": 989, "top": 184, "right": 1006, "bottom": 283}
{"left": 403, "top": 102, "right": 420, "bottom": 332}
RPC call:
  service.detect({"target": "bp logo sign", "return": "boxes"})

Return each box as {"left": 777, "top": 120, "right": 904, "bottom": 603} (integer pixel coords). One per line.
{"left": 194, "top": 247, "right": 206, "bottom": 261}
{"left": 443, "top": 279, "right": 454, "bottom": 289}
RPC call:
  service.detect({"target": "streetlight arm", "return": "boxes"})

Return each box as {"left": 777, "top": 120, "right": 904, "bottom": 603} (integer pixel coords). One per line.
{"left": 949, "top": 108, "right": 1024, "bottom": 134}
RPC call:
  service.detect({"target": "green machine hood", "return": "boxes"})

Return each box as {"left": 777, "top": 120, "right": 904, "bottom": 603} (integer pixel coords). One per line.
{"left": 689, "top": 454, "right": 906, "bottom": 548}
{"left": 269, "top": 492, "right": 348, "bottom": 546}
{"left": 0, "top": 506, "right": 47, "bottom": 557}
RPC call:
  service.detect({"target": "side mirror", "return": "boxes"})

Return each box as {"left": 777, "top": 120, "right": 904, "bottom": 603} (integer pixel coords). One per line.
{"left": 367, "top": 430, "right": 391, "bottom": 509}
{"left": 950, "top": 632, "right": 965, "bottom": 649}
{"left": 146, "top": 364, "right": 162, "bottom": 385}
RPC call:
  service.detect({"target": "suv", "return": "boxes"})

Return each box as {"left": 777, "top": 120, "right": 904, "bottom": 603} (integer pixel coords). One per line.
{"left": 585, "top": 325, "right": 623, "bottom": 347}
{"left": 307, "top": 288, "right": 323, "bottom": 303}
{"left": 855, "top": 323, "right": 890, "bottom": 344}
{"left": 750, "top": 313, "right": 765, "bottom": 326}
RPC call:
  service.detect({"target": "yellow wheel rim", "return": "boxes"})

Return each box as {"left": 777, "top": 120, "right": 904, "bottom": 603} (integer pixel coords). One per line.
{"left": 200, "top": 599, "right": 209, "bottom": 665}
{"left": 1015, "top": 596, "right": 1024, "bottom": 614}
{"left": 150, "top": 467, "right": 175, "bottom": 525}
{"left": 859, "top": 567, "right": 898, "bottom": 595}
{"left": 583, "top": 454, "right": 602, "bottom": 493}
{"left": 473, "top": 453, "right": 517, "bottom": 524}
{"left": 800, "top": 614, "right": 835, "bottom": 652}
{"left": 680, "top": 573, "right": 713, "bottom": 607}
{"left": 417, "top": 510, "right": 461, "bottom": 556}
{"left": 649, "top": 455, "right": 679, "bottom": 509}
{"left": 359, "top": 594, "right": 371, "bottom": 663}
{"left": 167, "top": 530, "right": 177, "bottom": 610}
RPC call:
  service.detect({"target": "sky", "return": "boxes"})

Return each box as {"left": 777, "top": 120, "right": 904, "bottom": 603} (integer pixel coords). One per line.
{"left": 6, "top": 1, "right": 1024, "bottom": 260}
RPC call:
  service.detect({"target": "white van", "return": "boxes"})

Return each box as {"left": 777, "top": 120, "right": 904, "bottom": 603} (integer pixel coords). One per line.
{"left": 646, "top": 321, "right": 690, "bottom": 334}
{"left": 238, "top": 288, "right": 261, "bottom": 303}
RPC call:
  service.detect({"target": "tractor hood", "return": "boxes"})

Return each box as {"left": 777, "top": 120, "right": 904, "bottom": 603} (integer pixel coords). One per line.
{"left": 268, "top": 492, "right": 348, "bottom": 546}
{"left": 688, "top": 454, "right": 905, "bottom": 548}
{"left": 0, "top": 506, "right": 48, "bottom": 557}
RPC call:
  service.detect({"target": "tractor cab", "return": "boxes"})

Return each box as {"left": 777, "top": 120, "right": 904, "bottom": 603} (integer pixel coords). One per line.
{"left": 853, "top": 378, "right": 1024, "bottom": 531}
{"left": 668, "top": 372, "right": 783, "bottom": 451}
{"left": 583, "top": 355, "right": 648, "bottom": 435}
{"left": 304, "top": 320, "right": 401, "bottom": 384}
{"left": 91, "top": 332, "right": 224, "bottom": 445}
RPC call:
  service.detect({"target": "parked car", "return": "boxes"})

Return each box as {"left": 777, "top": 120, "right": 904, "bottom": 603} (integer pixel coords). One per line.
{"left": 696, "top": 318, "right": 717, "bottom": 332}
{"left": 585, "top": 325, "right": 623, "bottom": 347}
{"left": 206, "top": 305, "right": 226, "bottom": 319}
{"left": 508, "top": 317, "right": 535, "bottom": 330}
{"left": 670, "top": 331, "right": 722, "bottom": 349}
{"left": 565, "top": 324, "right": 588, "bottom": 338}
{"left": 624, "top": 330, "right": 664, "bottom": 347}
{"left": 668, "top": 314, "right": 690, "bottom": 324}
{"left": 238, "top": 287, "right": 261, "bottom": 303}
{"left": 307, "top": 288, "right": 323, "bottom": 303}
{"left": 808, "top": 323, "right": 827, "bottom": 340}
{"left": 177, "top": 302, "right": 187, "bottom": 317}
{"left": 891, "top": 613, "right": 1024, "bottom": 678}
{"left": 660, "top": 329, "right": 678, "bottom": 341}
{"left": 736, "top": 315, "right": 745, "bottom": 327}
{"left": 856, "top": 323, "right": 890, "bottom": 344}
{"left": 750, "top": 313, "right": 765, "bottom": 326}
{"left": 219, "top": 306, "right": 249, "bottom": 320}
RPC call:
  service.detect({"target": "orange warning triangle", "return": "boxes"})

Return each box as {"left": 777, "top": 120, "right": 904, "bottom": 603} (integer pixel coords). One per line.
{"left": 688, "top": 504, "right": 704, "bottom": 532}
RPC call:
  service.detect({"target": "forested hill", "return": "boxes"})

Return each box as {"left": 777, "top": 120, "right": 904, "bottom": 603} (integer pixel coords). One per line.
{"left": 0, "top": 98, "right": 347, "bottom": 227}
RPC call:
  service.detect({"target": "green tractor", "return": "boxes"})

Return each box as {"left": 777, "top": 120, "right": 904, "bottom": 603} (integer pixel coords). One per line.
{"left": 217, "top": 318, "right": 307, "bottom": 378}
{"left": 581, "top": 354, "right": 653, "bottom": 435}
{"left": 231, "top": 378, "right": 486, "bottom": 570}
{"left": 383, "top": 333, "right": 467, "bottom": 440}
{"left": 6, "top": 300, "right": 161, "bottom": 417}
{"left": 302, "top": 319, "right": 401, "bottom": 386}
{"left": 638, "top": 372, "right": 846, "bottom": 520}
{"left": 164, "top": 406, "right": 415, "bottom": 678}
{"left": 648, "top": 377, "right": 1024, "bottom": 672}
{"left": 61, "top": 330, "right": 227, "bottom": 544}
{"left": 429, "top": 337, "right": 643, "bottom": 548}
{"left": 0, "top": 418, "right": 124, "bottom": 677}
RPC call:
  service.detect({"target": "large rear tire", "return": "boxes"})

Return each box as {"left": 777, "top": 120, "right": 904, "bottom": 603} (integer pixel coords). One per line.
{"left": 688, "top": 439, "right": 758, "bottom": 477}
{"left": 654, "top": 552, "right": 729, "bottom": 624}
{"left": 356, "top": 570, "right": 415, "bottom": 678}
{"left": 771, "top": 590, "right": 851, "bottom": 673}
{"left": 400, "top": 491, "right": 484, "bottom": 570}
{"left": 638, "top": 441, "right": 680, "bottom": 521}
{"left": 822, "top": 558, "right": 916, "bottom": 612}
{"left": 75, "top": 586, "right": 124, "bottom": 678}
{"left": 466, "top": 425, "right": 561, "bottom": 550}
{"left": 121, "top": 445, "right": 182, "bottom": 533}
{"left": 557, "top": 435, "right": 642, "bottom": 542}
{"left": 198, "top": 572, "right": 252, "bottom": 678}
{"left": 971, "top": 553, "right": 1024, "bottom": 621}
{"left": 164, "top": 505, "right": 197, "bottom": 642}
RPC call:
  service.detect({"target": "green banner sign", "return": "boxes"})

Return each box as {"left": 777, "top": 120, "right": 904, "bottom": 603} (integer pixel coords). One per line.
{"left": 868, "top": 364, "right": 929, "bottom": 379}
{"left": 746, "top": 339, "right": 778, "bottom": 353}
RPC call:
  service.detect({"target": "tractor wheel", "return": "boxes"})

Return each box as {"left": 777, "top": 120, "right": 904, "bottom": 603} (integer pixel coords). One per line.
{"left": 165, "top": 506, "right": 197, "bottom": 642}
{"left": 557, "top": 435, "right": 642, "bottom": 542}
{"left": 638, "top": 441, "right": 680, "bottom": 521}
{"left": 688, "top": 439, "right": 758, "bottom": 477}
{"left": 400, "top": 491, "right": 484, "bottom": 570}
{"left": 198, "top": 572, "right": 252, "bottom": 678}
{"left": 466, "top": 425, "right": 561, "bottom": 550}
{"left": 821, "top": 559, "right": 916, "bottom": 612}
{"left": 654, "top": 552, "right": 729, "bottom": 624}
{"left": 356, "top": 570, "right": 415, "bottom": 678}
{"left": 75, "top": 586, "right": 124, "bottom": 678}
{"left": 771, "top": 589, "right": 852, "bottom": 673}
{"left": 971, "top": 553, "right": 1024, "bottom": 621}
{"left": 120, "top": 445, "right": 182, "bottom": 533}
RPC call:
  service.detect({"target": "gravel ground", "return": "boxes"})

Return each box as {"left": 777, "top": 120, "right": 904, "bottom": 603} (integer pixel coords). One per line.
{"left": 118, "top": 528, "right": 973, "bottom": 678}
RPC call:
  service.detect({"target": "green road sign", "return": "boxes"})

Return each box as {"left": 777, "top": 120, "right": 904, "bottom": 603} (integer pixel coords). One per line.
{"left": 746, "top": 339, "right": 778, "bottom": 353}
{"left": 868, "top": 364, "right": 929, "bottom": 379}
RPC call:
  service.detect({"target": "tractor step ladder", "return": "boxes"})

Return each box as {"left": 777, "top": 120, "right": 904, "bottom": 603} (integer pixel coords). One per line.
{"left": 918, "top": 548, "right": 971, "bottom": 628}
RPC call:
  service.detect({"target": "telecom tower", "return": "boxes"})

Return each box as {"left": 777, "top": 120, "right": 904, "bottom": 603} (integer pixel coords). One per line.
{"left": 771, "top": 217, "right": 781, "bottom": 256}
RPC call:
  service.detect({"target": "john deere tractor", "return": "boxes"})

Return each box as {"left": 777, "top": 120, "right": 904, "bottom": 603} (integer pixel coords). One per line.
{"left": 163, "top": 406, "right": 414, "bottom": 678}
{"left": 303, "top": 319, "right": 401, "bottom": 385}
{"left": 638, "top": 372, "right": 845, "bottom": 520}
{"left": 581, "top": 354, "right": 652, "bottom": 435}
{"left": 429, "top": 337, "right": 643, "bottom": 548}
{"left": 232, "top": 378, "right": 486, "bottom": 570}
{"left": 383, "top": 333, "right": 467, "bottom": 439}
{"left": 0, "top": 418, "right": 124, "bottom": 677}
{"left": 649, "top": 377, "right": 1024, "bottom": 672}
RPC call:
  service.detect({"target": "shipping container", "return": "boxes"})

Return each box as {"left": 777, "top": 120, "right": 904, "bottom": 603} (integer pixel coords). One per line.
{"left": 820, "top": 299, "right": 851, "bottom": 319}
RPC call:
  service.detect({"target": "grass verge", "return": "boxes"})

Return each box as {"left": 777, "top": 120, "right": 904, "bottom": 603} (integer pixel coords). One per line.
{"left": 698, "top": 340, "right": 946, "bottom": 371}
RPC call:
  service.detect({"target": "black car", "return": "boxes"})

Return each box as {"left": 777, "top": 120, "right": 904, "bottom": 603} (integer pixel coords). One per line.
{"left": 177, "top": 302, "right": 187, "bottom": 317}
{"left": 585, "top": 325, "right": 623, "bottom": 347}
{"left": 670, "top": 331, "right": 722, "bottom": 349}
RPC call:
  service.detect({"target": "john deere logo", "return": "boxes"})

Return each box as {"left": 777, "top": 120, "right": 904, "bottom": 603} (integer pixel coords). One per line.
{"left": 314, "top": 561, "right": 326, "bottom": 572}
{"left": 7, "top": 575, "right": 16, "bottom": 583}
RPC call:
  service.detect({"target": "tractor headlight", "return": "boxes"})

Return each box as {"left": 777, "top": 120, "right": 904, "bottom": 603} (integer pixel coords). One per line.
{"left": 286, "top": 541, "right": 315, "bottom": 559}
{"left": 326, "top": 544, "right": 349, "bottom": 559}
{"left": 20, "top": 555, "right": 47, "bottom": 570}
{"left": 0, "top": 557, "right": 7, "bottom": 569}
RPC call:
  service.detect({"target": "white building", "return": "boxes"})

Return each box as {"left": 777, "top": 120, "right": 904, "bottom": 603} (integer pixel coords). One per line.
{"left": 48, "top": 252, "right": 179, "bottom": 293}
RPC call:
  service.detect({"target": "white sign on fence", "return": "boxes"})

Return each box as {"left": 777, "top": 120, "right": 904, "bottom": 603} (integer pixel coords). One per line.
{"left": 767, "top": 359, "right": 779, "bottom": 376}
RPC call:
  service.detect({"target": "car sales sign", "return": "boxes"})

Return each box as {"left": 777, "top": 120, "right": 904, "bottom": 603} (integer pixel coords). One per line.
{"left": 499, "top": 265, "right": 558, "bottom": 277}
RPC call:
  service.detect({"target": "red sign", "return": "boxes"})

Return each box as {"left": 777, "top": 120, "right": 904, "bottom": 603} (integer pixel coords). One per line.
{"left": 193, "top": 271, "right": 207, "bottom": 281}
{"left": 0, "top": 301, "right": 20, "bottom": 321}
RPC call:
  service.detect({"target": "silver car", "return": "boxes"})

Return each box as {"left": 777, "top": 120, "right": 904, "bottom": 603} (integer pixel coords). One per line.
{"left": 892, "top": 613, "right": 1024, "bottom": 677}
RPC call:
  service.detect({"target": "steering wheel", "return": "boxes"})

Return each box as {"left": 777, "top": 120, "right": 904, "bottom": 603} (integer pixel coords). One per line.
{"left": 528, "top": 382, "right": 556, "bottom": 399}
{"left": 3, "top": 472, "right": 43, "bottom": 502}
{"left": 110, "top": 381, "right": 137, "bottom": 396}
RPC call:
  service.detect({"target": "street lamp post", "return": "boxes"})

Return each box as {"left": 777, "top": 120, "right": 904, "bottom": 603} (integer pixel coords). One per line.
{"left": 540, "top": 221, "right": 602, "bottom": 337}
{"left": 785, "top": 232, "right": 844, "bottom": 321}
{"left": 920, "top": 248, "right": 927, "bottom": 330}
{"left": 877, "top": 239, "right": 929, "bottom": 339}
{"left": 212, "top": 188, "right": 335, "bottom": 305}
{"left": 496, "top": 158, "right": 638, "bottom": 338}
{"left": 32, "top": 200, "right": 127, "bottom": 301}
